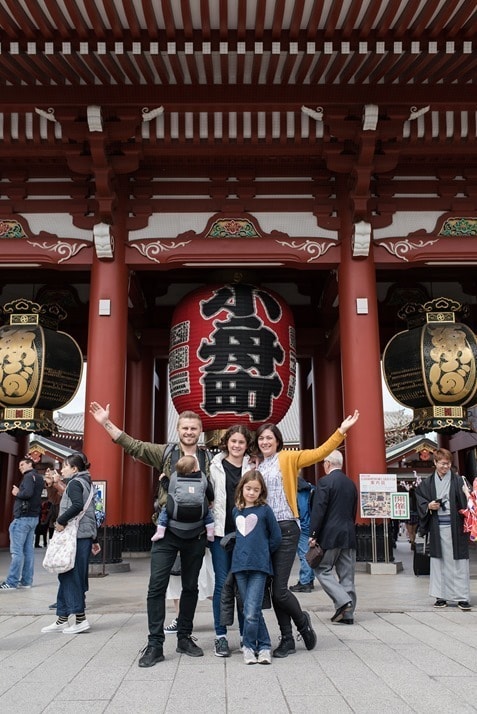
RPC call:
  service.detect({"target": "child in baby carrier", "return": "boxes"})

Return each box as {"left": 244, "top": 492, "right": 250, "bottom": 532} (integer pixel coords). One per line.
{"left": 151, "top": 454, "right": 215, "bottom": 542}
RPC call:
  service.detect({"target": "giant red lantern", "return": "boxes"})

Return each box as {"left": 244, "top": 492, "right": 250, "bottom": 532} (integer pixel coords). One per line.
{"left": 169, "top": 283, "right": 296, "bottom": 430}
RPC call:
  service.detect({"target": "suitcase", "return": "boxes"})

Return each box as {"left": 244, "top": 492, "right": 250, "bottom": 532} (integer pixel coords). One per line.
{"left": 413, "top": 539, "right": 430, "bottom": 576}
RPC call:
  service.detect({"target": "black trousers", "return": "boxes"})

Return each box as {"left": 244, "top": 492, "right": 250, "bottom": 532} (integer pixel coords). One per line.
{"left": 271, "top": 520, "right": 306, "bottom": 638}
{"left": 147, "top": 529, "right": 206, "bottom": 647}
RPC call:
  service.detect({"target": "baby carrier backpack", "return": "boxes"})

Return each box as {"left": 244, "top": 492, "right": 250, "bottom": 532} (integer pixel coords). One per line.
{"left": 166, "top": 470, "right": 209, "bottom": 533}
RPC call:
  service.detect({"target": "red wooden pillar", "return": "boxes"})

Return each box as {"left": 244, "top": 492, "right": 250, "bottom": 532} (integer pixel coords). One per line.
{"left": 0, "top": 452, "right": 20, "bottom": 547}
{"left": 298, "top": 357, "right": 315, "bottom": 482}
{"left": 122, "top": 351, "right": 155, "bottom": 523}
{"left": 337, "top": 218, "right": 387, "bottom": 496}
{"left": 314, "top": 352, "right": 342, "bottom": 478}
{"left": 83, "top": 225, "right": 128, "bottom": 526}
{"left": 154, "top": 358, "right": 169, "bottom": 444}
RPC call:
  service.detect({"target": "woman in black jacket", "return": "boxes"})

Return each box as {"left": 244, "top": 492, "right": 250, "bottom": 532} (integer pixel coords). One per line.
{"left": 41, "top": 452, "right": 100, "bottom": 634}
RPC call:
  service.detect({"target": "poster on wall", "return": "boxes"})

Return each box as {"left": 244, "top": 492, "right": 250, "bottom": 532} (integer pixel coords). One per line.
{"left": 93, "top": 480, "right": 106, "bottom": 525}
{"left": 359, "top": 473, "right": 397, "bottom": 518}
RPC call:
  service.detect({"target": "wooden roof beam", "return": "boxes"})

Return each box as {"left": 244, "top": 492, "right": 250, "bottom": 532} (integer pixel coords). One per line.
{"left": 2, "top": 84, "right": 475, "bottom": 109}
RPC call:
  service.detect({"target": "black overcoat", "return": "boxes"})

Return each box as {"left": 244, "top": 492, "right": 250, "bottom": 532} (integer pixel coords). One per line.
{"left": 415, "top": 472, "right": 469, "bottom": 560}
{"left": 309, "top": 469, "right": 357, "bottom": 549}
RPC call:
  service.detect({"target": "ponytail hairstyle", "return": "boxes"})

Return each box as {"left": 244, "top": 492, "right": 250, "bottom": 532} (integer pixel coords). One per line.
{"left": 64, "top": 451, "right": 90, "bottom": 472}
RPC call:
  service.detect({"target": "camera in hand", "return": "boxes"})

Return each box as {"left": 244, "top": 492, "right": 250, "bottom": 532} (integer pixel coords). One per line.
{"left": 435, "top": 498, "right": 447, "bottom": 511}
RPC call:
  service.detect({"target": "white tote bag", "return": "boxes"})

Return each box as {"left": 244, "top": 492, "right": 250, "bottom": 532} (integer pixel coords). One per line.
{"left": 42, "top": 486, "right": 94, "bottom": 574}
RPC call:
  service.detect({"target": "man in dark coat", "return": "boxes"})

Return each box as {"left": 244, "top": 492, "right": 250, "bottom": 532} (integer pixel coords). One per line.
{"left": 415, "top": 447, "right": 471, "bottom": 610}
{"left": 0, "top": 457, "right": 44, "bottom": 590}
{"left": 309, "top": 449, "right": 358, "bottom": 624}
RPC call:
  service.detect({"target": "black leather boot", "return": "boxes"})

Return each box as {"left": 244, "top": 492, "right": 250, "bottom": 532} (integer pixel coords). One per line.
{"left": 272, "top": 636, "right": 296, "bottom": 658}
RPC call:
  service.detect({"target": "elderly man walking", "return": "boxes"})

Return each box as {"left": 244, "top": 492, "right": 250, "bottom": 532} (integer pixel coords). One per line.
{"left": 308, "top": 449, "right": 357, "bottom": 624}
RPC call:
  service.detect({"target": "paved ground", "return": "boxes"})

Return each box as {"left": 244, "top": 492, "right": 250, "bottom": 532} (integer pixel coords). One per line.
{"left": 1, "top": 535, "right": 477, "bottom": 714}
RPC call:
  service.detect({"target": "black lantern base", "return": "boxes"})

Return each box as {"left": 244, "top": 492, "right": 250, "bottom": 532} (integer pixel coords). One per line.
{"left": 0, "top": 407, "right": 58, "bottom": 435}
{"left": 411, "top": 406, "right": 472, "bottom": 435}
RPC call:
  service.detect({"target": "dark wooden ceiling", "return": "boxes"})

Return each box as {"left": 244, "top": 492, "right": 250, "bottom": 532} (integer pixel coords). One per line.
{"left": 1, "top": 1, "right": 477, "bottom": 359}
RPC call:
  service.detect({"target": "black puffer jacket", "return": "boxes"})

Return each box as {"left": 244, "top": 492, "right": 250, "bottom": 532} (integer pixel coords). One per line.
{"left": 220, "top": 571, "right": 272, "bottom": 627}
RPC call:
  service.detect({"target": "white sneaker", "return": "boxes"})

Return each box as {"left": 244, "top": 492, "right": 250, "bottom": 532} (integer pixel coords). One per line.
{"left": 257, "top": 649, "right": 272, "bottom": 664}
{"left": 63, "top": 620, "right": 91, "bottom": 634}
{"left": 243, "top": 647, "right": 257, "bottom": 665}
{"left": 41, "top": 620, "right": 68, "bottom": 633}
{"left": 18, "top": 584, "right": 32, "bottom": 589}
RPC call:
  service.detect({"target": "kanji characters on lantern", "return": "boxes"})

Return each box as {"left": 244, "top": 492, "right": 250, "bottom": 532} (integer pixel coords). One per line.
{"left": 169, "top": 283, "right": 295, "bottom": 430}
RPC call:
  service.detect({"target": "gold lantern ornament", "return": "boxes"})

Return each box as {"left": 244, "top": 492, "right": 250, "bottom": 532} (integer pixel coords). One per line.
{"left": 383, "top": 297, "right": 477, "bottom": 434}
{"left": 0, "top": 299, "right": 83, "bottom": 434}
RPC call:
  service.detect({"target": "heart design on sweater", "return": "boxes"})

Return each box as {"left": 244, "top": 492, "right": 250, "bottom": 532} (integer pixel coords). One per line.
{"left": 236, "top": 514, "right": 258, "bottom": 536}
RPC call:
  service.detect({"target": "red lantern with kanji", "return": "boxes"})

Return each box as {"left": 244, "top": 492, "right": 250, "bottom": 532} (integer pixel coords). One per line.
{"left": 169, "top": 283, "right": 296, "bottom": 430}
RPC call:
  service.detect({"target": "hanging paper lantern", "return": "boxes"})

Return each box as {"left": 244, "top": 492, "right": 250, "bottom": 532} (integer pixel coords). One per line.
{"left": 383, "top": 297, "right": 477, "bottom": 434}
{"left": 0, "top": 299, "right": 83, "bottom": 433}
{"left": 169, "top": 283, "right": 296, "bottom": 430}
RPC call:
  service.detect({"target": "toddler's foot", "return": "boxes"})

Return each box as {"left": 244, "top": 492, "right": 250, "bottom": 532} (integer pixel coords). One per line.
{"left": 151, "top": 526, "right": 166, "bottom": 542}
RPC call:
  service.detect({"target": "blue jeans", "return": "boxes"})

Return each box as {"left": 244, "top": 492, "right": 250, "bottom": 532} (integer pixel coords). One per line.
{"left": 297, "top": 530, "right": 315, "bottom": 585}
{"left": 234, "top": 571, "right": 270, "bottom": 651}
{"left": 210, "top": 536, "right": 244, "bottom": 637}
{"left": 57, "top": 537, "right": 92, "bottom": 616}
{"left": 6, "top": 516, "right": 38, "bottom": 587}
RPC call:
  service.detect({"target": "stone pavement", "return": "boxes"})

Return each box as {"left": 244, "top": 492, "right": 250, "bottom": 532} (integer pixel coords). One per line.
{"left": 1, "top": 536, "right": 477, "bottom": 714}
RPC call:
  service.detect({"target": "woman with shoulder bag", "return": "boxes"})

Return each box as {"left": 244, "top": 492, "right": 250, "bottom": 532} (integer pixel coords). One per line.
{"left": 41, "top": 452, "right": 100, "bottom": 634}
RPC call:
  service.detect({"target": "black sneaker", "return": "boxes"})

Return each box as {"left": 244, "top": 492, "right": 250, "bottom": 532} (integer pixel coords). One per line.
{"left": 214, "top": 637, "right": 231, "bottom": 657}
{"left": 298, "top": 611, "right": 317, "bottom": 650}
{"left": 176, "top": 635, "right": 204, "bottom": 657}
{"left": 272, "top": 637, "right": 296, "bottom": 658}
{"left": 434, "top": 599, "right": 447, "bottom": 608}
{"left": 458, "top": 601, "right": 472, "bottom": 611}
{"left": 290, "top": 582, "right": 313, "bottom": 593}
{"left": 164, "top": 618, "right": 178, "bottom": 634}
{"left": 138, "top": 645, "right": 164, "bottom": 668}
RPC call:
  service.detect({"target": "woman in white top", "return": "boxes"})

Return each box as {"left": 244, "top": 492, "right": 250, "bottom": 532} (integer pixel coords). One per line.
{"left": 209, "top": 424, "right": 253, "bottom": 658}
